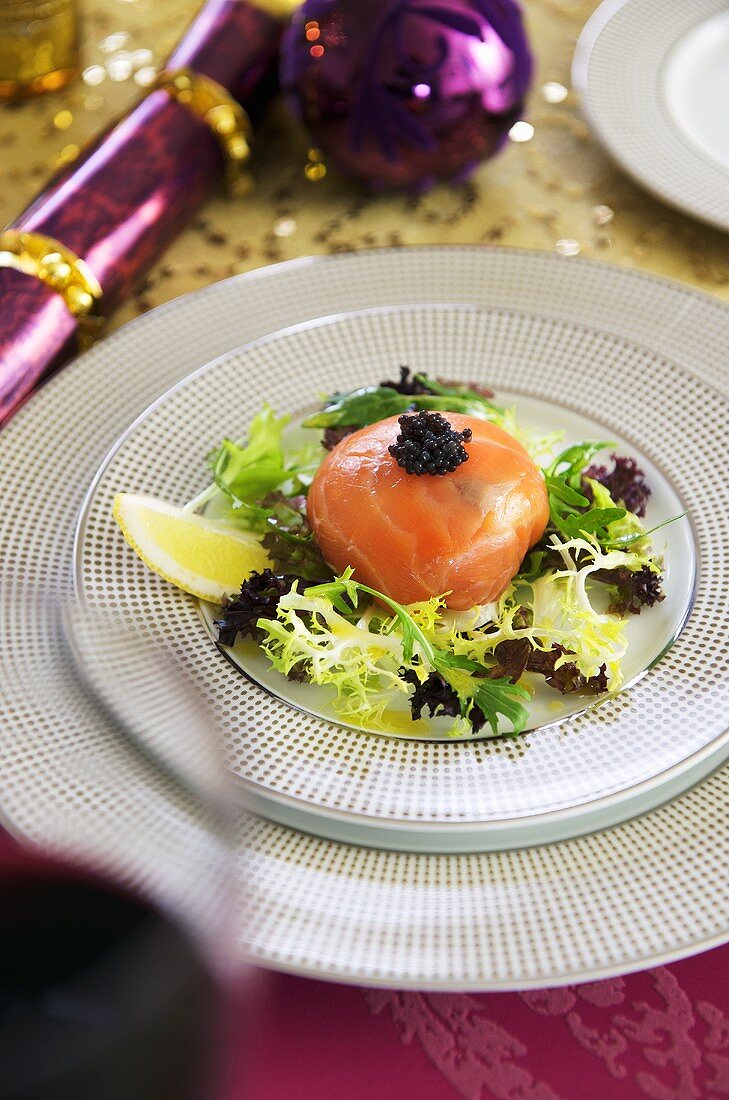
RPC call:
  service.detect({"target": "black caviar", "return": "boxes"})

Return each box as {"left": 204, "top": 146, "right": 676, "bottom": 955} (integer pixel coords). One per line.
{"left": 388, "top": 410, "right": 472, "bottom": 476}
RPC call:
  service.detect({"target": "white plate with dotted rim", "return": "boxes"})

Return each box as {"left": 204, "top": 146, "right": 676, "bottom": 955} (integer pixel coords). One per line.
{"left": 573, "top": 0, "right": 729, "bottom": 233}
{"left": 2, "top": 247, "right": 729, "bottom": 988}
{"left": 71, "top": 302, "right": 715, "bottom": 854}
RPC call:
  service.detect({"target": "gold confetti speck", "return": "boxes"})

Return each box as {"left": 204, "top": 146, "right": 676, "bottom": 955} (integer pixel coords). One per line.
{"left": 542, "top": 81, "right": 568, "bottom": 104}
{"left": 508, "top": 121, "right": 534, "bottom": 143}
{"left": 56, "top": 143, "right": 80, "bottom": 168}
{"left": 305, "top": 161, "right": 326, "bottom": 181}
{"left": 592, "top": 204, "right": 615, "bottom": 226}
{"left": 131, "top": 48, "right": 154, "bottom": 68}
{"left": 273, "top": 217, "right": 297, "bottom": 237}
{"left": 305, "top": 148, "right": 327, "bottom": 181}
{"left": 100, "top": 32, "right": 129, "bottom": 53}
{"left": 134, "top": 67, "right": 157, "bottom": 87}
{"left": 82, "top": 65, "right": 106, "bottom": 86}
{"left": 555, "top": 238, "right": 580, "bottom": 256}
{"left": 53, "top": 109, "right": 73, "bottom": 130}
{"left": 84, "top": 93, "right": 104, "bottom": 111}
{"left": 107, "top": 53, "right": 133, "bottom": 81}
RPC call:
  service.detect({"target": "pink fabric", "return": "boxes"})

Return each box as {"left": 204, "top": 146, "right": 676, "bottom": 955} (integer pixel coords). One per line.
{"left": 233, "top": 948, "right": 729, "bottom": 1099}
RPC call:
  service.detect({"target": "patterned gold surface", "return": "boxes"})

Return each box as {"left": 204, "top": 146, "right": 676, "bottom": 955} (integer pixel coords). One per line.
{"left": 0, "top": 0, "right": 728, "bottom": 336}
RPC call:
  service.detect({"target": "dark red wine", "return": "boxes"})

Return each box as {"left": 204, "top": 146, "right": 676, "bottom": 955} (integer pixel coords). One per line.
{"left": 0, "top": 848, "right": 219, "bottom": 1100}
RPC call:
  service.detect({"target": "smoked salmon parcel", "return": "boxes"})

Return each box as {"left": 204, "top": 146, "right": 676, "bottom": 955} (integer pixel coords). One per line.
{"left": 308, "top": 412, "right": 549, "bottom": 611}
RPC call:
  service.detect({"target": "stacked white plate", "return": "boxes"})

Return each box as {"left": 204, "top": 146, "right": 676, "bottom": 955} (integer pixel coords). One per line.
{"left": 574, "top": 0, "right": 729, "bottom": 231}
{"left": 2, "top": 247, "right": 729, "bottom": 988}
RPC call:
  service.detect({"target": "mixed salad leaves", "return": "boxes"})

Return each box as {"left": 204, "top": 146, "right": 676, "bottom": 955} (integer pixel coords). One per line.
{"left": 201, "top": 368, "right": 676, "bottom": 738}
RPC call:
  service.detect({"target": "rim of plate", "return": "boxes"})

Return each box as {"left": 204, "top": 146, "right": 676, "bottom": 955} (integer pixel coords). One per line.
{"left": 4, "top": 245, "right": 729, "bottom": 988}
{"left": 71, "top": 299, "right": 721, "bottom": 845}
{"left": 573, "top": 0, "right": 729, "bottom": 232}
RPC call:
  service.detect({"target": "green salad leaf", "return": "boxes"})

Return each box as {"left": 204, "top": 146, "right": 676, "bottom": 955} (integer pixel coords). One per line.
{"left": 582, "top": 477, "right": 645, "bottom": 544}
{"left": 583, "top": 478, "right": 685, "bottom": 548}
{"left": 543, "top": 442, "right": 628, "bottom": 542}
{"left": 255, "top": 494, "right": 332, "bottom": 581}
{"left": 409, "top": 375, "right": 504, "bottom": 415}
{"left": 303, "top": 388, "right": 414, "bottom": 429}
{"left": 302, "top": 379, "right": 563, "bottom": 465}
{"left": 302, "top": 386, "right": 500, "bottom": 430}
{"left": 601, "top": 512, "right": 686, "bottom": 548}
{"left": 209, "top": 405, "right": 321, "bottom": 506}
{"left": 259, "top": 569, "right": 531, "bottom": 736}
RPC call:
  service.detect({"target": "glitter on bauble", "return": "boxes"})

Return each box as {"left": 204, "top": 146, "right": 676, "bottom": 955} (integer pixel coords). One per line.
{"left": 280, "top": 0, "right": 533, "bottom": 191}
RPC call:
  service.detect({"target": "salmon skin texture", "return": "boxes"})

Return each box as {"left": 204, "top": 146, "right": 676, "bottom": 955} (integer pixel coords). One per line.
{"left": 307, "top": 414, "right": 550, "bottom": 611}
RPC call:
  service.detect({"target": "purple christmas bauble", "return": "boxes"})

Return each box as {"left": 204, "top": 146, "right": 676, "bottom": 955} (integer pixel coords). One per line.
{"left": 280, "top": 0, "right": 532, "bottom": 191}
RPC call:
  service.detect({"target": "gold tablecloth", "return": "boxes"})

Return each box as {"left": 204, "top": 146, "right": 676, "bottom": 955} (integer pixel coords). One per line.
{"left": 1, "top": 0, "right": 728, "bottom": 338}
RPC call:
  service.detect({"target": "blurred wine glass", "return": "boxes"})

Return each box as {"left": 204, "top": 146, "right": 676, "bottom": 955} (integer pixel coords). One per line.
{"left": 0, "top": 589, "right": 239, "bottom": 1100}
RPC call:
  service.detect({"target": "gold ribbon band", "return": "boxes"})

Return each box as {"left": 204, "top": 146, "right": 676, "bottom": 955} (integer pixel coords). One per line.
{"left": 0, "top": 229, "right": 104, "bottom": 347}
{"left": 154, "top": 68, "right": 253, "bottom": 194}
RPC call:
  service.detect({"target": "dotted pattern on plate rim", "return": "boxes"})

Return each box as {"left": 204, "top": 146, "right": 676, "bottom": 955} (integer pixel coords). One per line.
{"left": 2, "top": 247, "right": 729, "bottom": 986}
{"left": 75, "top": 303, "right": 728, "bottom": 824}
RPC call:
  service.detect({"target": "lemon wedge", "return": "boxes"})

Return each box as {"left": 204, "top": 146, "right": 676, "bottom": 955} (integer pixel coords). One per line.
{"left": 113, "top": 493, "right": 271, "bottom": 602}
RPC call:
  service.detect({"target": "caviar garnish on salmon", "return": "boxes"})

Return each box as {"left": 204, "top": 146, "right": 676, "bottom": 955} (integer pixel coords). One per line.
{"left": 388, "top": 410, "right": 472, "bottom": 476}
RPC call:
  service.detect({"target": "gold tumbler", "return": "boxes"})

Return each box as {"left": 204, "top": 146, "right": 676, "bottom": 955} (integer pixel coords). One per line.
{"left": 0, "top": 0, "right": 79, "bottom": 100}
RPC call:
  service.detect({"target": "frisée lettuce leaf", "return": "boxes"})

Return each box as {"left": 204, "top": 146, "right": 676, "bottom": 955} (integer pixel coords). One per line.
{"left": 453, "top": 533, "right": 659, "bottom": 690}
{"left": 257, "top": 569, "right": 531, "bottom": 736}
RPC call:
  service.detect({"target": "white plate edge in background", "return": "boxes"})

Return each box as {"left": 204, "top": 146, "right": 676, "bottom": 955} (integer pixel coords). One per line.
{"left": 573, "top": 0, "right": 729, "bottom": 232}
